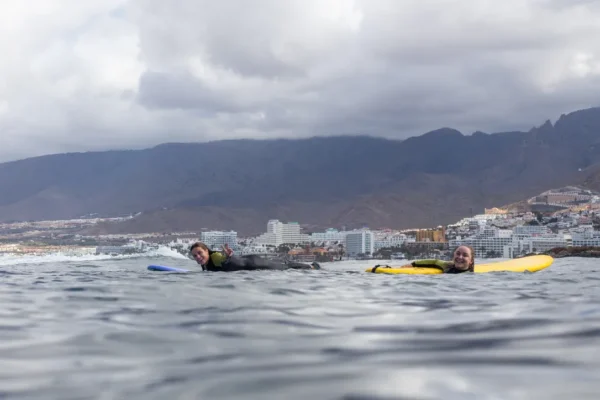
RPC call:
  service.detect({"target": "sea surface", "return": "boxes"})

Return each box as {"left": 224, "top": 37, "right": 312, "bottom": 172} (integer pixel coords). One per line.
{"left": 1, "top": 250, "right": 599, "bottom": 400}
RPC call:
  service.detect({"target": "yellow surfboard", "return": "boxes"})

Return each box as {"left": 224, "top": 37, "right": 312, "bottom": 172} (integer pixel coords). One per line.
{"left": 366, "top": 255, "right": 554, "bottom": 275}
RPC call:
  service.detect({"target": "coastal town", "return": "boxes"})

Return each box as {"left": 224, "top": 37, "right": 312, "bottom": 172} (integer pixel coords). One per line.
{"left": 1, "top": 186, "right": 599, "bottom": 261}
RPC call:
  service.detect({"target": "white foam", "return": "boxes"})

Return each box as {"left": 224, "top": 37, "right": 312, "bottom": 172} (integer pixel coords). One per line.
{"left": 146, "top": 246, "right": 189, "bottom": 260}
{"left": 0, "top": 245, "right": 187, "bottom": 266}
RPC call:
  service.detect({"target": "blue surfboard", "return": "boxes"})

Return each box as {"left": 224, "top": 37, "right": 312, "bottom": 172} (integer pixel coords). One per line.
{"left": 148, "top": 265, "right": 190, "bottom": 273}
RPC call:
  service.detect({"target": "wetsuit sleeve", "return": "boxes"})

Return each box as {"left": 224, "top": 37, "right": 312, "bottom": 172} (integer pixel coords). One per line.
{"left": 411, "top": 259, "right": 454, "bottom": 272}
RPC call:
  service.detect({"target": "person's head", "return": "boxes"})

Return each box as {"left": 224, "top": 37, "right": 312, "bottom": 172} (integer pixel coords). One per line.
{"left": 452, "top": 245, "right": 475, "bottom": 271}
{"left": 190, "top": 242, "right": 211, "bottom": 265}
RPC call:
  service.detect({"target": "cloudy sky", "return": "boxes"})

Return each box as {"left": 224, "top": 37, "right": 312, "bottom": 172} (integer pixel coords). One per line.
{"left": 1, "top": 0, "right": 599, "bottom": 162}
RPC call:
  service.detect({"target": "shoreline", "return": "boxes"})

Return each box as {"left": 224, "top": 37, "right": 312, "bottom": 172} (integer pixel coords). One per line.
{"left": 544, "top": 246, "right": 600, "bottom": 258}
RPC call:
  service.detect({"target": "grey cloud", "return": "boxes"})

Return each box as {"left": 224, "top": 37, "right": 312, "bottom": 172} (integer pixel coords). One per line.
{"left": 1, "top": 0, "right": 600, "bottom": 162}
{"left": 542, "top": 0, "right": 600, "bottom": 10}
{"left": 133, "top": 0, "right": 306, "bottom": 78}
{"left": 130, "top": 0, "right": 600, "bottom": 138}
{"left": 137, "top": 70, "right": 242, "bottom": 113}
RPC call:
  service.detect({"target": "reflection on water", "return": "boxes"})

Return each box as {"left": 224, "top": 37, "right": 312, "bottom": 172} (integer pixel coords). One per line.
{"left": 1, "top": 257, "right": 599, "bottom": 399}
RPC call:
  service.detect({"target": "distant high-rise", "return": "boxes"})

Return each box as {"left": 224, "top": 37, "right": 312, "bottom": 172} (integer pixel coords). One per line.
{"left": 258, "top": 220, "right": 310, "bottom": 246}
{"left": 345, "top": 230, "right": 374, "bottom": 257}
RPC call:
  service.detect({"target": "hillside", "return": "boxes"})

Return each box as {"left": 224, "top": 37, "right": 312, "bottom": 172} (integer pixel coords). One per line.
{"left": 1, "top": 107, "right": 600, "bottom": 235}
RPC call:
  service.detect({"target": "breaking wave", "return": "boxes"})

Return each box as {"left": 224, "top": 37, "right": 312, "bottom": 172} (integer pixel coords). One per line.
{"left": 0, "top": 245, "right": 187, "bottom": 266}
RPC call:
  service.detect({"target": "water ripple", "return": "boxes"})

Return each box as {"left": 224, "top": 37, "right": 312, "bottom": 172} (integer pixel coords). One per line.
{"left": 0, "top": 258, "right": 599, "bottom": 399}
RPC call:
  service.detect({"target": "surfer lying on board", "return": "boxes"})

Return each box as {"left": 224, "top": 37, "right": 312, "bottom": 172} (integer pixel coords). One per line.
{"left": 398, "top": 245, "right": 475, "bottom": 273}
{"left": 189, "top": 242, "right": 321, "bottom": 272}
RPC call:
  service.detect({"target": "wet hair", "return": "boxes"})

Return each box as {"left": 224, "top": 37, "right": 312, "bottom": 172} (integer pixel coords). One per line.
{"left": 453, "top": 245, "right": 475, "bottom": 272}
{"left": 190, "top": 241, "right": 211, "bottom": 253}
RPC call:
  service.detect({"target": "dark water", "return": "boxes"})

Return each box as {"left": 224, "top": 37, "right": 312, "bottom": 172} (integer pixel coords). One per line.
{"left": 1, "top": 257, "right": 600, "bottom": 399}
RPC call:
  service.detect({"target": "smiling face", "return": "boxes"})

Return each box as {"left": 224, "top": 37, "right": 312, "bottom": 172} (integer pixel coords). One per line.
{"left": 453, "top": 245, "right": 474, "bottom": 271}
{"left": 190, "top": 246, "right": 210, "bottom": 265}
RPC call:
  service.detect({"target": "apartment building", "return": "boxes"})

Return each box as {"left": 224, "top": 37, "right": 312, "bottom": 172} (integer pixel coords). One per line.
{"left": 572, "top": 228, "right": 600, "bottom": 246}
{"left": 345, "top": 230, "right": 374, "bottom": 257}
{"left": 310, "top": 228, "right": 347, "bottom": 244}
{"left": 200, "top": 230, "right": 238, "bottom": 249}
{"left": 255, "top": 220, "right": 311, "bottom": 246}
{"left": 374, "top": 234, "right": 409, "bottom": 250}
{"left": 503, "top": 235, "right": 568, "bottom": 258}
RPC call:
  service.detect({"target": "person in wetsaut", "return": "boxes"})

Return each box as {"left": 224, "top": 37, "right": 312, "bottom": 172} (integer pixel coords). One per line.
{"left": 398, "top": 245, "right": 475, "bottom": 274}
{"left": 189, "top": 242, "right": 321, "bottom": 272}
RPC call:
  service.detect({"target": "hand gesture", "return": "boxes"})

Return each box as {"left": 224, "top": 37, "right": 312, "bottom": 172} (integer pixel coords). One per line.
{"left": 222, "top": 243, "right": 233, "bottom": 257}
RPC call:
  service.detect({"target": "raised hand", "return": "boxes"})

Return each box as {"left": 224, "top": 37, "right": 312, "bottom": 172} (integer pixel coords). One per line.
{"left": 222, "top": 243, "right": 234, "bottom": 257}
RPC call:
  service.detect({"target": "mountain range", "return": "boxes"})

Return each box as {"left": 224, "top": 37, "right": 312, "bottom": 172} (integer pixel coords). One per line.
{"left": 1, "top": 107, "right": 600, "bottom": 236}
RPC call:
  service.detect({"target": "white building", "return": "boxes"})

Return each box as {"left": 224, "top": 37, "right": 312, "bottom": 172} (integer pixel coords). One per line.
{"left": 491, "top": 218, "right": 518, "bottom": 228}
{"left": 570, "top": 225, "right": 595, "bottom": 234}
{"left": 310, "top": 228, "right": 347, "bottom": 244}
{"left": 503, "top": 235, "right": 568, "bottom": 258}
{"left": 374, "top": 234, "right": 408, "bottom": 250}
{"left": 346, "top": 230, "right": 375, "bottom": 257}
{"left": 200, "top": 231, "right": 238, "bottom": 249}
{"left": 558, "top": 221, "right": 572, "bottom": 229}
{"left": 255, "top": 232, "right": 277, "bottom": 246}
{"left": 479, "top": 227, "right": 512, "bottom": 239}
{"left": 513, "top": 225, "right": 551, "bottom": 237}
{"left": 450, "top": 237, "right": 512, "bottom": 257}
{"left": 452, "top": 224, "right": 570, "bottom": 258}
{"left": 473, "top": 214, "right": 500, "bottom": 222}
{"left": 525, "top": 235, "right": 568, "bottom": 252}
{"left": 255, "top": 220, "right": 311, "bottom": 246}
{"left": 572, "top": 229, "right": 600, "bottom": 246}
{"left": 239, "top": 244, "right": 275, "bottom": 256}
{"left": 450, "top": 226, "right": 511, "bottom": 257}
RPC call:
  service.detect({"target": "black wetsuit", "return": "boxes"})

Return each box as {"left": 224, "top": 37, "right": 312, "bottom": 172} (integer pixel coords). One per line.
{"left": 411, "top": 259, "right": 473, "bottom": 274}
{"left": 368, "top": 259, "right": 472, "bottom": 274}
{"left": 203, "top": 252, "right": 319, "bottom": 272}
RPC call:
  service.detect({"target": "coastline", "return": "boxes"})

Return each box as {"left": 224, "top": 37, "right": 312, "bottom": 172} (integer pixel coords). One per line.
{"left": 544, "top": 246, "right": 600, "bottom": 258}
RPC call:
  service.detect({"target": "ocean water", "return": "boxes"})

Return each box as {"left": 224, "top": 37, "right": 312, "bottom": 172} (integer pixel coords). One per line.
{"left": 1, "top": 250, "right": 599, "bottom": 400}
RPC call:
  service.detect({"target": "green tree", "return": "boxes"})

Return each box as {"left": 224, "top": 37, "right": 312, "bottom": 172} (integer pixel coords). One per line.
{"left": 535, "top": 211, "right": 544, "bottom": 222}
{"left": 375, "top": 247, "right": 393, "bottom": 259}
{"left": 276, "top": 244, "right": 291, "bottom": 254}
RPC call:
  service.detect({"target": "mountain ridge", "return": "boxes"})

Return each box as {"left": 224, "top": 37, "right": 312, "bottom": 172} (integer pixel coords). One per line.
{"left": 2, "top": 107, "right": 600, "bottom": 235}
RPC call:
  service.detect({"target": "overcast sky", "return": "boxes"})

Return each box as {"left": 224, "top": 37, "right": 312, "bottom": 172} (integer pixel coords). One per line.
{"left": 1, "top": 0, "right": 599, "bottom": 162}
